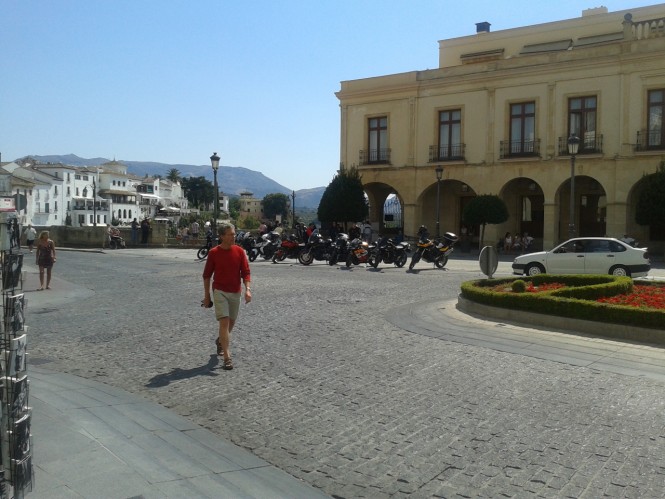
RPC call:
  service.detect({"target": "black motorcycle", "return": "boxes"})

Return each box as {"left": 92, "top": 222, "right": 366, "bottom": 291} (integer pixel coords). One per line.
{"left": 328, "top": 233, "right": 349, "bottom": 266}
{"left": 236, "top": 231, "right": 259, "bottom": 262}
{"left": 197, "top": 231, "right": 219, "bottom": 260}
{"left": 368, "top": 236, "right": 409, "bottom": 268}
{"left": 408, "top": 227, "right": 458, "bottom": 270}
{"left": 298, "top": 229, "right": 333, "bottom": 265}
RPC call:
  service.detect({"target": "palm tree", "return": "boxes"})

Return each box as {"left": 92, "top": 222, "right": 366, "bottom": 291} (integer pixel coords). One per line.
{"left": 166, "top": 168, "right": 181, "bottom": 183}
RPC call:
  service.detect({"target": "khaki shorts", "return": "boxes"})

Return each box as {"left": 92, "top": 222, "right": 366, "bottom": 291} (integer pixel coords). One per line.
{"left": 213, "top": 289, "right": 241, "bottom": 321}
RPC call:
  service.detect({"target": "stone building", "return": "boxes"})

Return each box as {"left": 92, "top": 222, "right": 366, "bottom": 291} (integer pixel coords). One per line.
{"left": 336, "top": 4, "right": 665, "bottom": 252}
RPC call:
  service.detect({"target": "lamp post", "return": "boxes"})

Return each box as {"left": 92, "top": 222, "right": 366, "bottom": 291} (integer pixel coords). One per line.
{"left": 82, "top": 177, "right": 97, "bottom": 226}
{"left": 567, "top": 135, "right": 580, "bottom": 238}
{"left": 210, "top": 152, "right": 220, "bottom": 227}
{"left": 291, "top": 190, "right": 296, "bottom": 228}
{"left": 435, "top": 166, "right": 443, "bottom": 238}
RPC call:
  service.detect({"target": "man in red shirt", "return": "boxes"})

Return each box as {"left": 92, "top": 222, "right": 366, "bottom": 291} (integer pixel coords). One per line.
{"left": 202, "top": 222, "right": 252, "bottom": 370}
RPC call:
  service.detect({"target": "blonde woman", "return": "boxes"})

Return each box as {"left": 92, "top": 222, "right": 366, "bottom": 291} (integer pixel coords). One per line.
{"left": 35, "top": 231, "right": 56, "bottom": 290}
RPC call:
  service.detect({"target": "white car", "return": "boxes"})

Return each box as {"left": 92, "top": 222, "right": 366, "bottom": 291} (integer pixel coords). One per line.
{"left": 512, "top": 237, "right": 650, "bottom": 277}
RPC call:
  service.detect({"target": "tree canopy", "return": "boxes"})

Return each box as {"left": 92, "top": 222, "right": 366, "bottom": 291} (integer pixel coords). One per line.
{"left": 462, "top": 194, "right": 509, "bottom": 249}
{"left": 181, "top": 176, "right": 214, "bottom": 209}
{"left": 262, "top": 193, "right": 289, "bottom": 220}
{"left": 636, "top": 161, "right": 665, "bottom": 227}
{"left": 317, "top": 167, "right": 368, "bottom": 225}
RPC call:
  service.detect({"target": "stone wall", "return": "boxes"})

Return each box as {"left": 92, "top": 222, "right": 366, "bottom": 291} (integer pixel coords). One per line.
{"left": 23, "top": 224, "right": 168, "bottom": 248}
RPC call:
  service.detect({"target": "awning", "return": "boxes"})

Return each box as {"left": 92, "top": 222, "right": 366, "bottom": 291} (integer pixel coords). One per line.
{"left": 138, "top": 193, "right": 160, "bottom": 199}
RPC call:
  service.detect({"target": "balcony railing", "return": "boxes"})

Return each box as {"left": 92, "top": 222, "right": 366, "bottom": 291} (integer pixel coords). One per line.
{"left": 634, "top": 130, "right": 665, "bottom": 152}
{"left": 499, "top": 139, "right": 541, "bottom": 159}
{"left": 624, "top": 14, "right": 665, "bottom": 40}
{"left": 558, "top": 134, "right": 603, "bottom": 156}
{"left": 359, "top": 148, "right": 391, "bottom": 165}
{"left": 429, "top": 144, "right": 465, "bottom": 162}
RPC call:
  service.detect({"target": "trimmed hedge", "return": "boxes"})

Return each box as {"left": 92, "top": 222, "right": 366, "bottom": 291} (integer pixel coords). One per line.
{"left": 461, "top": 274, "right": 665, "bottom": 331}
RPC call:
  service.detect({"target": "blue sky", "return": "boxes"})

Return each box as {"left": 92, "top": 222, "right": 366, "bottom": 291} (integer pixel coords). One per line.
{"left": 1, "top": 0, "right": 650, "bottom": 190}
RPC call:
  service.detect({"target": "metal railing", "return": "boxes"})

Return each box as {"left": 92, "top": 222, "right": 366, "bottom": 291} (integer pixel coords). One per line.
{"left": 635, "top": 130, "right": 665, "bottom": 151}
{"left": 428, "top": 144, "right": 466, "bottom": 162}
{"left": 558, "top": 135, "right": 603, "bottom": 155}
{"left": 359, "top": 148, "right": 391, "bottom": 165}
{"left": 499, "top": 139, "right": 540, "bottom": 159}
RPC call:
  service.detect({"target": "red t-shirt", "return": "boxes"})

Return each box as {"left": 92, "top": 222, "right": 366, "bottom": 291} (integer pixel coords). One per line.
{"left": 202, "top": 245, "right": 251, "bottom": 293}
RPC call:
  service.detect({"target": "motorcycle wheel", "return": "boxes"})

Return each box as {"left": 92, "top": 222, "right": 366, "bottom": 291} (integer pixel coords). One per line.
{"left": 368, "top": 254, "right": 381, "bottom": 268}
{"left": 197, "top": 247, "right": 209, "bottom": 260}
{"left": 395, "top": 252, "right": 408, "bottom": 268}
{"left": 345, "top": 254, "right": 353, "bottom": 268}
{"left": 272, "top": 250, "right": 282, "bottom": 263}
{"left": 298, "top": 250, "right": 313, "bottom": 266}
{"left": 248, "top": 251, "right": 257, "bottom": 262}
{"left": 329, "top": 252, "right": 338, "bottom": 266}
{"left": 408, "top": 251, "right": 421, "bottom": 270}
{"left": 109, "top": 239, "right": 117, "bottom": 250}
{"left": 435, "top": 255, "right": 449, "bottom": 268}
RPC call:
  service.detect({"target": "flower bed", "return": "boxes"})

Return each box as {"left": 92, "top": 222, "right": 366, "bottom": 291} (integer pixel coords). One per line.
{"left": 460, "top": 275, "right": 665, "bottom": 331}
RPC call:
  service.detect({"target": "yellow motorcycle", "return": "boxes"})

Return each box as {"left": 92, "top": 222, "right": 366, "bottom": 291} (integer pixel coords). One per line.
{"left": 408, "top": 226, "right": 458, "bottom": 270}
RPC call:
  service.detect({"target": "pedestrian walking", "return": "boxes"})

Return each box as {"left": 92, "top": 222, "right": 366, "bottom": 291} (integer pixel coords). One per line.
{"left": 35, "top": 230, "right": 56, "bottom": 290}
{"left": 191, "top": 220, "right": 200, "bottom": 239}
{"left": 202, "top": 222, "right": 252, "bottom": 370}
{"left": 24, "top": 224, "right": 37, "bottom": 253}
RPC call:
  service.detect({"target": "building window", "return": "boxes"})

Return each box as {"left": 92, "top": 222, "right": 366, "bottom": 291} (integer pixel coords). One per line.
{"left": 647, "top": 89, "right": 664, "bottom": 149}
{"left": 67, "top": 173, "right": 71, "bottom": 182}
{"left": 55, "top": 201, "right": 58, "bottom": 212}
{"left": 509, "top": 102, "right": 536, "bottom": 155}
{"left": 54, "top": 186, "right": 58, "bottom": 195}
{"left": 76, "top": 187, "right": 80, "bottom": 197}
{"left": 569, "top": 96, "right": 597, "bottom": 152}
{"left": 437, "top": 109, "right": 462, "bottom": 160}
{"left": 367, "top": 116, "right": 389, "bottom": 163}
{"left": 45, "top": 203, "right": 50, "bottom": 213}
{"left": 75, "top": 174, "right": 81, "bottom": 180}
{"left": 83, "top": 175, "right": 89, "bottom": 181}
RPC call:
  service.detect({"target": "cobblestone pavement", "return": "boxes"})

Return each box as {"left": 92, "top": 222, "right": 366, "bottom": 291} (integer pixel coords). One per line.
{"left": 27, "top": 249, "right": 665, "bottom": 498}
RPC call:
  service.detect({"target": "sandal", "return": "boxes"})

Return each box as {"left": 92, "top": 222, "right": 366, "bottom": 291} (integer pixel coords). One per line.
{"left": 215, "top": 338, "right": 222, "bottom": 356}
{"left": 223, "top": 358, "right": 233, "bottom": 370}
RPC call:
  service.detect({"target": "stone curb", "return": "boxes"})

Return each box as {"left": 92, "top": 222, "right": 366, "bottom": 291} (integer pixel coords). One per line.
{"left": 457, "top": 294, "right": 665, "bottom": 346}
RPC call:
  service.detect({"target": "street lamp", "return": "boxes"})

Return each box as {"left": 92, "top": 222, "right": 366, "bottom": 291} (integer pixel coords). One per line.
{"left": 435, "top": 166, "right": 443, "bottom": 238}
{"left": 291, "top": 190, "right": 296, "bottom": 228}
{"left": 82, "top": 177, "right": 97, "bottom": 227}
{"left": 210, "top": 152, "right": 220, "bottom": 226}
{"left": 567, "top": 135, "right": 580, "bottom": 238}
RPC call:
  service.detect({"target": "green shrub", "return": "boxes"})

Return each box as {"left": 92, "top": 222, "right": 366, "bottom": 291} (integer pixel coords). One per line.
{"left": 512, "top": 280, "right": 527, "bottom": 293}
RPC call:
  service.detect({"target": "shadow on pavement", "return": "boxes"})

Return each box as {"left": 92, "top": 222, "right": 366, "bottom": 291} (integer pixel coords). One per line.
{"left": 146, "top": 354, "right": 220, "bottom": 388}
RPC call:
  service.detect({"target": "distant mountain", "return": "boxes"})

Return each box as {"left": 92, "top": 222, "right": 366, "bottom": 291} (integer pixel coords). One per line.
{"left": 19, "top": 154, "right": 325, "bottom": 209}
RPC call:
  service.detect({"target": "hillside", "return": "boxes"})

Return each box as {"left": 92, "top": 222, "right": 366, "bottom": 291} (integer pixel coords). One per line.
{"left": 20, "top": 154, "right": 325, "bottom": 209}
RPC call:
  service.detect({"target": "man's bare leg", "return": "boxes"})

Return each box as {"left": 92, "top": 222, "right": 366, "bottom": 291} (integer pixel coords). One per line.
{"left": 218, "top": 317, "right": 235, "bottom": 360}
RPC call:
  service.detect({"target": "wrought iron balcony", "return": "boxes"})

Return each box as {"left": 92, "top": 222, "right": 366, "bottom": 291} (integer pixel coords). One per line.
{"left": 634, "top": 130, "right": 665, "bottom": 152}
{"left": 499, "top": 139, "right": 541, "bottom": 159}
{"left": 429, "top": 144, "right": 466, "bottom": 162}
{"left": 359, "top": 148, "right": 391, "bottom": 165}
{"left": 558, "top": 134, "right": 603, "bottom": 155}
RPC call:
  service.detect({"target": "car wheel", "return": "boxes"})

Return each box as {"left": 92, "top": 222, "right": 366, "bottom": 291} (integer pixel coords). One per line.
{"left": 525, "top": 263, "right": 545, "bottom": 276}
{"left": 610, "top": 265, "right": 630, "bottom": 277}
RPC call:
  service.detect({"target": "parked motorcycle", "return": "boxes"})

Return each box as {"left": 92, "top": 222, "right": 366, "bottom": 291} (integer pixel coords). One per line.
{"left": 256, "top": 231, "right": 281, "bottom": 260}
{"left": 328, "top": 233, "right": 349, "bottom": 266}
{"left": 197, "top": 231, "right": 219, "bottom": 260}
{"left": 368, "top": 236, "right": 410, "bottom": 268}
{"left": 273, "top": 234, "right": 305, "bottom": 262}
{"left": 298, "top": 229, "right": 333, "bottom": 265}
{"left": 408, "top": 226, "right": 458, "bottom": 270}
{"left": 345, "top": 238, "right": 374, "bottom": 267}
{"left": 236, "top": 231, "right": 259, "bottom": 262}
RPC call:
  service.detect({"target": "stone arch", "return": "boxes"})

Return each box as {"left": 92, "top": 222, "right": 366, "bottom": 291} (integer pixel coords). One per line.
{"left": 412, "top": 179, "right": 474, "bottom": 239}
{"left": 363, "top": 182, "right": 405, "bottom": 235}
{"left": 556, "top": 175, "right": 607, "bottom": 241}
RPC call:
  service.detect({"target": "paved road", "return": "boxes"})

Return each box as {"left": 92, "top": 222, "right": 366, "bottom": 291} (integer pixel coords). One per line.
{"left": 26, "top": 249, "right": 665, "bottom": 498}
